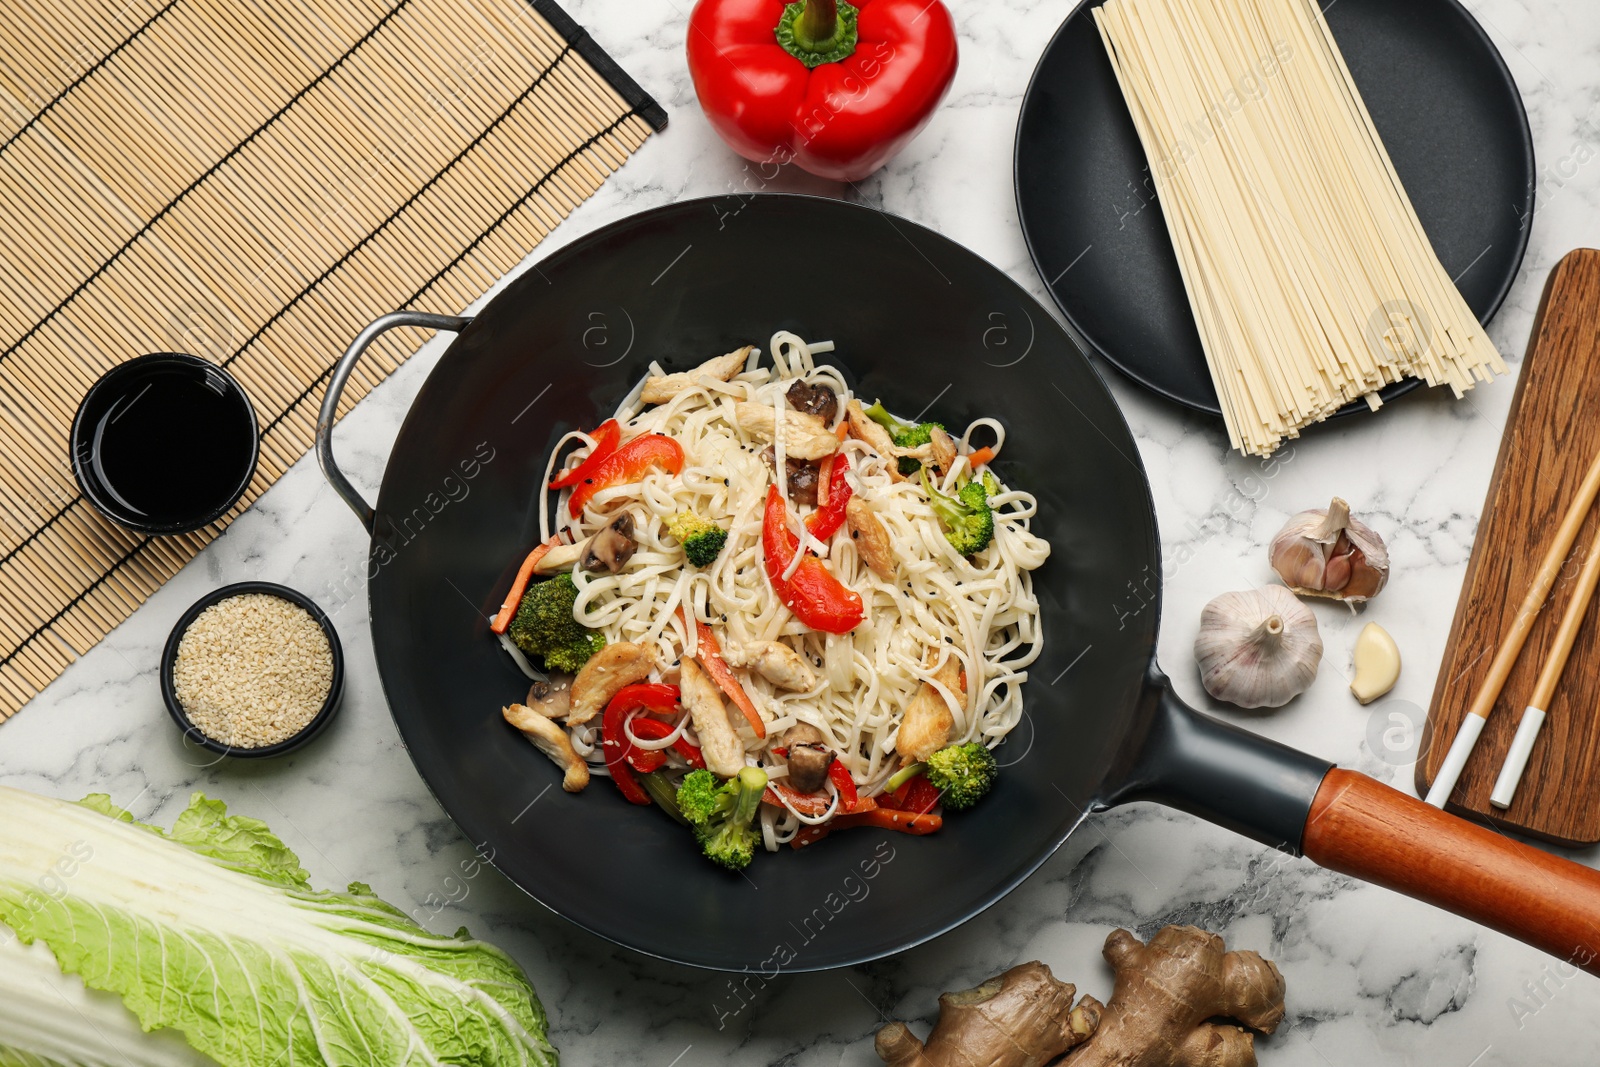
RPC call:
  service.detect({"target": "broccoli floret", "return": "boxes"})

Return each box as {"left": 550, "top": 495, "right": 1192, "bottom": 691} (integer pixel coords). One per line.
{"left": 676, "top": 766, "right": 769, "bottom": 871}
{"left": 920, "top": 467, "right": 994, "bottom": 555}
{"left": 866, "top": 400, "right": 943, "bottom": 475}
{"left": 924, "top": 742, "right": 998, "bottom": 811}
{"left": 666, "top": 511, "right": 729, "bottom": 568}
{"left": 507, "top": 573, "right": 606, "bottom": 673}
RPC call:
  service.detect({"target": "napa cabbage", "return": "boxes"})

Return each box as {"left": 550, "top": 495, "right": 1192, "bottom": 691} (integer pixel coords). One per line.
{"left": 0, "top": 788, "right": 557, "bottom": 1067}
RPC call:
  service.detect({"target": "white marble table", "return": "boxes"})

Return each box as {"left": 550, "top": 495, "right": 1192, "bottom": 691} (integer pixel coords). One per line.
{"left": 7, "top": 0, "right": 1600, "bottom": 1062}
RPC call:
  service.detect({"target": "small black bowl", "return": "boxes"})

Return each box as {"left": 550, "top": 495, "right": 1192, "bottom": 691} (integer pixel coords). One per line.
{"left": 72, "top": 352, "right": 260, "bottom": 535}
{"left": 161, "top": 582, "right": 344, "bottom": 759}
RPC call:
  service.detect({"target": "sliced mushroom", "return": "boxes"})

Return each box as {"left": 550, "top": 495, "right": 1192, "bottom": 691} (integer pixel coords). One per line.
{"left": 679, "top": 658, "right": 746, "bottom": 777}
{"left": 583, "top": 512, "right": 636, "bottom": 572}
{"left": 534, "top": 513, "right": 637, "bottom": 576}
{"left": 724, "top": 640, "right": 818, "bottom": 692}
{"left": 785, "top": 379, "right": 839, "bottom": 422}
{"left": 845, "top": 497, "right": 895, "bottom": 580}
{"left": 503, "top": 704, "right": 590, "bottom": 792}
{"left": 526, "top": 672, "right": 574, "bottom": 719}
{"left": 569, "top": 641, "right": 656, "bottom": 725}
{"left": 734, "top": 403, "right": 840, "bottom": 461}
{"left": 897, "top": 652, "right": 964, "bottom": 762}
{"left": 845, "top": 399, "right": 907, "bottom": 482}
{"left": 759, "top": 447, "right": 821, "bottom": 506}
{"left": 781, "top": 722, "right": 835, "bottom": 793}
{"left": 641, "top": 346, "right": 753, "bottom": 404}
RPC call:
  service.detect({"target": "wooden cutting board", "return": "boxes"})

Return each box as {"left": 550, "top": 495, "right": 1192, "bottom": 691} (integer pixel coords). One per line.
{"left": 1418, "top": 248, "right": 1600, "bottom": 845}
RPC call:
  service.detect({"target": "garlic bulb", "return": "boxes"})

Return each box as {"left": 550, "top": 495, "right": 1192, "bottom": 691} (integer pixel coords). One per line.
{"left": 1269, "top": 497, "right": 1389, "bottom": 602}
{"left": 1195, "top": 587, "right": 1322, "bottom": 708}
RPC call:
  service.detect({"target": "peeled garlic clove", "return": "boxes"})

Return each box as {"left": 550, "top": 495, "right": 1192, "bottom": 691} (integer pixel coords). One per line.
{"left": 1269, "top": 497, "right": 1389, "bottom": 602}
{"left": 1194, "top": 586, "right": 1322, "bottom": 709}
{"left": 1349, "top": 622, "right": 1401, "bottom": 705}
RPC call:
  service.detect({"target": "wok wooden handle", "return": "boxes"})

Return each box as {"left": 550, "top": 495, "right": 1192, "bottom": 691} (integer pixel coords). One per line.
{"left": 1304, "top": 769, "right": 1600, "bottom": 974}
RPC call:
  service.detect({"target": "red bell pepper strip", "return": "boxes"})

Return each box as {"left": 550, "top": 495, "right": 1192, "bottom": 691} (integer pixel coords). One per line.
{"left": 548, "top": 419, "right": 621, "bottom": 489}
{"left": 686, "top": 0, "right": 959, "bottom": 183}
{"left": 790, "top": 807, "right": 942, "bottom": 848}
{"left": 676, "top": 606, "right": 766, "bottom": 738}
{"left": 879, "top": 773, "right": 940, "bottom": 814}
{"left": 804, "top": 454, "right": 852, "bottom": 541}
{"left": 827, "top": 759, "right": 859, "bottom": 809}
{"left": 762, "top": 486, "right": 864, "bottom": 634}
{"left": 489, "top": 536, "right": 561, "bottom": 635}
{"left": 763, "top": 779, "right": 833, "bottom": 816}
{"left": 626, "top": 715, "right": 707, "bottom": 771}
{"left": 567, "top": 434, "right": 685, "bottom": 517}
{"left": 602, "top": 683, "right": 681, "bottom": 805}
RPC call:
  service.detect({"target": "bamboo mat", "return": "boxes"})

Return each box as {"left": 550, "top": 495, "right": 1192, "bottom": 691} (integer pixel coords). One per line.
{"left": 0, "top": 0, "right": 665, "bottom": 720}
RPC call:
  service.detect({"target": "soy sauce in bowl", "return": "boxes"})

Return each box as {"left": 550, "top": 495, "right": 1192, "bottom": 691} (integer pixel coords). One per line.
{"left": 72, "top": 354, "right": 259, "bottom": 534}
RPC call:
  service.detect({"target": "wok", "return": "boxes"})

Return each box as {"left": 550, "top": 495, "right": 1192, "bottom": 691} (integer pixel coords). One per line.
{"left": 316, "top": 194, "right": 1600, "bottom": 972}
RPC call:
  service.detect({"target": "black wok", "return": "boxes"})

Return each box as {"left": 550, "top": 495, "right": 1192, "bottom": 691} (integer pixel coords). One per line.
{"left": 317, "top": 194, "right": 1600, "bottom": 973}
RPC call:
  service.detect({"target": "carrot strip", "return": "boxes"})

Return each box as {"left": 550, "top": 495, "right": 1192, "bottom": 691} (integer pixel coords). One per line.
{"left": 967, "top": 445, "right": 996, "bottom": 468}
{"left": 790, "top": 806, "right": 942, "bottom": 848}
{"left": 676, "top": 605, "right": 766, "bottom": 738}
{"left": 489, "top": 536, "right": 561, "bottom": 634}
{"left": 816, "top": 452, "right": 835, "bottom": 508}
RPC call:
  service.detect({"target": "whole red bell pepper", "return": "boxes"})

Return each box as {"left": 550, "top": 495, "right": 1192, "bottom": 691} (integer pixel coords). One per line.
{"left": 686, "top": 0, "right": 959, "bottom": 182}
{"left": 762, "top": 485, "right": 864, "bottom": 633}
{"left": 567, "top": 433, "right": 685, "bottom": 517}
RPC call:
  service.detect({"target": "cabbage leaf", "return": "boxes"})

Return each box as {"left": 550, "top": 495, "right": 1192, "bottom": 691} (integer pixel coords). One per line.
{"left": 0, "top": 789, "right": 557, "bottom": 1067}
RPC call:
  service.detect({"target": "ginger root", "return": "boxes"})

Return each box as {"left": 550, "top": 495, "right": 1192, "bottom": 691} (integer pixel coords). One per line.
{"left": 876, "top": 961, "right": 1102, "bottom": 1067}
{"left": 1069, "top": 925, "right": 1286, "bottom": 1067}
{"left": 874, "top": 926, "right": 1284, "bottom": 1067}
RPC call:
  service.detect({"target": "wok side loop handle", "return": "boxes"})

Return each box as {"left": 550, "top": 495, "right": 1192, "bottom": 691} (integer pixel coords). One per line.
{"left": 316, "top": 311, "right": 472, "bottom": 533}
{"left": 1304, "top": 770, "right": 1600, "bottom": 976}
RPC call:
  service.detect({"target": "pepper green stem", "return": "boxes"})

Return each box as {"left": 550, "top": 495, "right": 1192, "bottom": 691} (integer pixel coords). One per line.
{"left": 776, "top": 0, "right": 860, "bottom": 68}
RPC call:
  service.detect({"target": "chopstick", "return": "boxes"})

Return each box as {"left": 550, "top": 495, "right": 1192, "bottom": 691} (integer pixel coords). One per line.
{"left": 1424, "top": 446, "right": 1600, "bottom": 808}
{"left": 1488, "top": 534, "right": 1600, "bottom": 808}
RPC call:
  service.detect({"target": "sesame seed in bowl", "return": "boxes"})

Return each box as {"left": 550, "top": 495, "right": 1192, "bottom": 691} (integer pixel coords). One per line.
{"left": 160, "top": 583, "right": 344, "bottom": 758}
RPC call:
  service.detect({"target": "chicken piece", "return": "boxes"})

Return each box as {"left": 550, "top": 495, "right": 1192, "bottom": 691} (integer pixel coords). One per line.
{"left": 533, "top": 513, "right": 638, "bottom": 575}
{"left": 679, "top": 658, "right": 746, "bottom": 777}
{"left": 503, "top": 704, "right": 590, "bottom": 792}
{"left": 928, "top": 427, "right": 958, "bottom": 477}
{"left": 734, "top": 402, "right": 840, "bottom": 461}
{"left": 846, "top": 399, "right": 908, "bottom": 482}
{"left": 724, "top": 640, "right": 818, "bottom": 692}
{"left": 845, "top": 497, "right": 895, "bottom": 580}
{"left": 898, "top": 652, "right": 964, "bottom": 762}
{"left": 569, "top": 641, "right": 656, "bottom": 725}
{"left": 640, "top": 346, "right": 752, "bottom": 404}
{"left": 525, "top": 673, "right": 574, "bottom": 719}
{"left": 781, "top": 722, "right": 835, "bottom": 793}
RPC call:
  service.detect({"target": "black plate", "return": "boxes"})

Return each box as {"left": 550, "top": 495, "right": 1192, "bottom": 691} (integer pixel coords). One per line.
{"left": 361, "top": 195, "right": 1160, "bottom": 971}
{"left": 1014, "top": 0, "right": 1535, "bottom": 416}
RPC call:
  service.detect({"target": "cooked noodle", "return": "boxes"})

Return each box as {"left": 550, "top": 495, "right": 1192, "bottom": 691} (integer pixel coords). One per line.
{"left": 540, "top": 333, "right": 1051, "bottom": 811}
